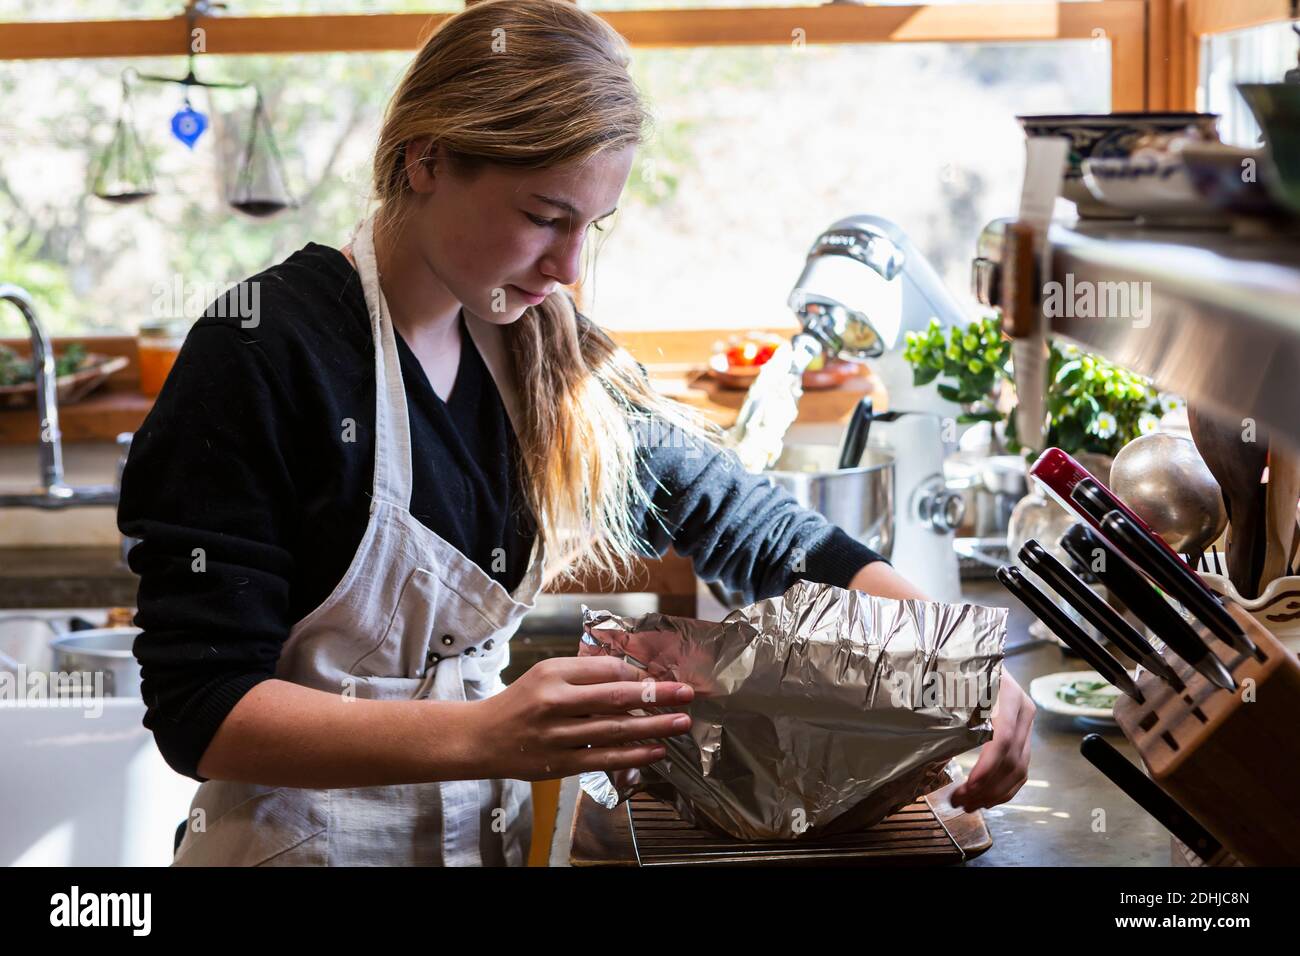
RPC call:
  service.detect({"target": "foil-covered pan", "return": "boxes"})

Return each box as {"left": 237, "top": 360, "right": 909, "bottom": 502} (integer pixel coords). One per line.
{"left": 579, "top": 579, "right": 1007, "bottom": 841}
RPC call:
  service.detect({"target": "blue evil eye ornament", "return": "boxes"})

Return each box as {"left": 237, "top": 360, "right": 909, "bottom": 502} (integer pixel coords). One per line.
{"left": 170, "top": 103, "right": 208, "bottom": 149}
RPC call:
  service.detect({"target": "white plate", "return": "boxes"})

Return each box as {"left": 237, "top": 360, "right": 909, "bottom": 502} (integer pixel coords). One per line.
{"left": 1029, "top": 670, "right": 1120, "bottom": 724}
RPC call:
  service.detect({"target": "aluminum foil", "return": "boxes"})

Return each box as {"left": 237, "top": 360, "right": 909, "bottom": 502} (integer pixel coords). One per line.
{"left": 578, "top": 579, "right": 1007, "bottom": 841}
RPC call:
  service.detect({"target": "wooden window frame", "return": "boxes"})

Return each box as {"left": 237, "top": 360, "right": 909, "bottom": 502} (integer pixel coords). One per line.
{"left": 2, "top": 3, "right": 1149, "bottom": 109}
{"left": 1161, "top": 0, "right": 1299, "bottom": 110}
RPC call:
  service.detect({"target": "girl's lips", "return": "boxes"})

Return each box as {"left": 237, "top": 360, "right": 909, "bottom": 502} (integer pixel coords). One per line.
{"left": 511, "top": 285, "right": 547, "bottom": 305}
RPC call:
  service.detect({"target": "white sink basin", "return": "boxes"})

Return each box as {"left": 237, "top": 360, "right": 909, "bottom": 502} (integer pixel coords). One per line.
{"left": 0, "top": 609, "right": 198, "bottom": 866}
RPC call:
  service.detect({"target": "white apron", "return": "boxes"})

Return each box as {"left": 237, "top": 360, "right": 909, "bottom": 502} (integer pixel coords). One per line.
{"left": 172, "top": 214, "right": 543, "bottom": 866}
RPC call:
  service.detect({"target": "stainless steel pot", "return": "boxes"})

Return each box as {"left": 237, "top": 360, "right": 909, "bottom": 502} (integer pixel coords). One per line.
{"left": 709, "top": 444, "right": 895, "bottom": 608}
{"left": 49, "top": 627, "right": 141, "bottom": 698}
{"left": 768, "top": 444, "right": 895, "bottom": 560}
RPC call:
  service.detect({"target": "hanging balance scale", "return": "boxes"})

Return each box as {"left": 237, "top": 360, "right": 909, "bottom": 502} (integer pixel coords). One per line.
{"left": 91, "top": 47, "right": 296, "bottom": 216}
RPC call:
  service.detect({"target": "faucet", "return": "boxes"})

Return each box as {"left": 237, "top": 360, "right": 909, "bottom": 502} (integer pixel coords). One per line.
{"left": 0, "top": 285, "right": 121, "bottom": 509}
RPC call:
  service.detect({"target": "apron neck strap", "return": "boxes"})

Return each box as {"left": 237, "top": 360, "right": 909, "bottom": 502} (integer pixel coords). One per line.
{"left": 352, "top": 213, "right": 414, "bottom": 510}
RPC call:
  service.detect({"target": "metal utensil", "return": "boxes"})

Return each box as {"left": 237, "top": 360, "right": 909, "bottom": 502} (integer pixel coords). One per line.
{"left": 837, "top": 397, "right": 873, "bottom": 470}
{"left": 1080, "top": 734, "right": 1228, "bottom": 864}
{"left": 1187, "top": 404, "right": 1269, "bottom": 598}
{"left": 1109, "top": 432, "right": 1227, "bottom": 569}
{"left": 997, "top": 564, "right": 1145, "bottom": 702}
{"left": 1019, "top": 539, "right": 1185, "bottom": 689}
{"left": 1060, "top": 523, "right": 1236, "bottom": 692}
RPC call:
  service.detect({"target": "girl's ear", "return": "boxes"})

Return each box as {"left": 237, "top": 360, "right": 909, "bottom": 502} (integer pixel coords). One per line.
{"left": 404, "top": 138, "right": 437, "bottom": 194}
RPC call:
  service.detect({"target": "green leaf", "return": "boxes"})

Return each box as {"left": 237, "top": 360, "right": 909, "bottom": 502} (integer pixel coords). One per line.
{"left": 913, "top": 366, "right": 941, "bottom": 387}
{"left": 1054, "top": 359, "right": 1083, "bottom": 388}
{"left": 936, "top": 383, "right": 963, "bottom": 404}
{"left": 958, "top": 410, "right": 1003, "bottom": 424}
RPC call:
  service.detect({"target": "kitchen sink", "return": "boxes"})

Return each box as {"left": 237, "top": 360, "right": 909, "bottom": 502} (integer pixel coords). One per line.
{"left": 0, "top": 608, "right": 197, "bottom": 866}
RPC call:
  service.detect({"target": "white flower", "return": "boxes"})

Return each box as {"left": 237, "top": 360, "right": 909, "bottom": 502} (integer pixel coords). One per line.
{"left": 1158, "top": 391, "right": 1185, "bottom": 414}
{"left": 1092, "top": 411, "right": 1118, "bottom": 439}
{"left": 1138, "top": 413, "right": 1160, "bottom": 434}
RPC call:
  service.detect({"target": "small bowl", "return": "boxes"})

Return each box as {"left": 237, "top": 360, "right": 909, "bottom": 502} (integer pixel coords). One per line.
{"left": 1081, "top": 154, "right": 1226, "bottom": 225}
{"left": 1180, "top": 141, "right": 1295, "bottom": 222}
{"left": 1237, "top": 83, "right": 1300, "bottom": 215}
{"left": 1018, "top": 112, "right": 1220, "bottom": 218}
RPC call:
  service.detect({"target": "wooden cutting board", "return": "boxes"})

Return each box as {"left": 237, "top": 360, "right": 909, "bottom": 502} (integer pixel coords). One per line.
{"left": 569, "top": 781, "right": 991, "bottom": 867}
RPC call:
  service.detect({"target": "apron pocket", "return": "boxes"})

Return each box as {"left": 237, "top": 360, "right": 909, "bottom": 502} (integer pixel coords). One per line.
{"left": 173, "top": 787, "right": 328, "bottom": 867}
{"left": 354, "top": 566, "right": 502, "bottom": 680}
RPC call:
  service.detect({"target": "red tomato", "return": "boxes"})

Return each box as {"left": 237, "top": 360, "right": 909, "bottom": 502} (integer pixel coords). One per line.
{"left": 726, "top": 342, "right": 761, "bottom": 367}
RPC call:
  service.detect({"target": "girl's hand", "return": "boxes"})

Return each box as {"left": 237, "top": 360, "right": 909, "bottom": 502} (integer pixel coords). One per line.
{"left": 949, "top": 671, "right": 1035, "bottom": 811}
{"left": 471, "top": 656, "right": 693, "bottom": 781}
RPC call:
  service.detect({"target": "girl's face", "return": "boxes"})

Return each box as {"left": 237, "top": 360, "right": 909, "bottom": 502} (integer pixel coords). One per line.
{"left": 403, "top": 140, "right": 635, "bottom": 324}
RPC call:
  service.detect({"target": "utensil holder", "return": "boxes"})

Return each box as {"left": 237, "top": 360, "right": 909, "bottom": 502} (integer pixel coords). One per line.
{"left": 1114, "top": 604, "right": 1300, "bottom": 865}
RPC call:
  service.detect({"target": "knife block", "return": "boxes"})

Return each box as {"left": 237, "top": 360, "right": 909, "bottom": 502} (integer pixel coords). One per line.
{"left": 1113, "top": 603, "right": 1300, "bottom": 865}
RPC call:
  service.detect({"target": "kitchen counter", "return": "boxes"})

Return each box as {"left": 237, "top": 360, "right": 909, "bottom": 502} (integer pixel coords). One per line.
{"left": 0, "top": 546, "right": 138, "bottom": 609}
{"left": 546, "top": 579, "right": 1173, "bottom": 867}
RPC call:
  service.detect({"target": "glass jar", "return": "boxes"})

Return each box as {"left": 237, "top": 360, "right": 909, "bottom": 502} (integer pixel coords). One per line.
{"left": 137, "top": 320, "right": 190, "bottom": 398}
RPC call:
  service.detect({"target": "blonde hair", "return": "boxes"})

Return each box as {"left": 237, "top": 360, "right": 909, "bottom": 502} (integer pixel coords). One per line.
{"left": 372, "top": 0, "right": 721, "bottom": 584}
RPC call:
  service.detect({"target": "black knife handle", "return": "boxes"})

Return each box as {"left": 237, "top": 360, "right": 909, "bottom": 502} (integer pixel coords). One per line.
{"left": 1070, "top": 478, "right": 1218, "bottom": 606}
{"left": 1080, "top": 734, "right": 1224, "bottom": 862}
{"left": 1019, "top": 539, "right": 1185, "bottom": 691}
{"left": 1061, "top": 523, "right": 1237, "bottom": 692}
{"left": 996, "top": 565, "right": 1143, "bottom": 703}
{"left": 1100, "top": 511, "right": 1257, "bottom": 659}
{"left": 838, "top": 397, "right": 873, "bottom": 470}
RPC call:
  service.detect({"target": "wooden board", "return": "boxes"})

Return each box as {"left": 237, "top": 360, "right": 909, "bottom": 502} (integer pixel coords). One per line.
{"left": 569, "top": 780, "right": 991, "bottom": 867}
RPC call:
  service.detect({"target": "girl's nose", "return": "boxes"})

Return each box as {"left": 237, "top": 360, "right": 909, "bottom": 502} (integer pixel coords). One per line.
{"left": 540, "top": 230, "right": 585, "bottom": 287}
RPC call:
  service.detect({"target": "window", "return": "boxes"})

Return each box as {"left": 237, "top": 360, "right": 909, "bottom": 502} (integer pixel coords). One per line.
{"left": 0, "top": 7, "right": 1108, "bottom": 336}
{"left": 1201, "top": 21, "right": 1299, "bottom": 148}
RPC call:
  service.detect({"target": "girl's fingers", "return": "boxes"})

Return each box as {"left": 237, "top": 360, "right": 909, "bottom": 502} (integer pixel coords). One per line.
{"left": 958, "top": 723, "right": 1034, "bottom": 809}
{"left": 549, "top": 712, "right": 691, "bottom": 747}
{"left": 558, "top": 656, "right": 649, "bottom": 685}
{"left": 569, "top": 743, "right": 668, "bottom": 774}
{"left": 557, "top": 680, "right": 693, "bottom": 715}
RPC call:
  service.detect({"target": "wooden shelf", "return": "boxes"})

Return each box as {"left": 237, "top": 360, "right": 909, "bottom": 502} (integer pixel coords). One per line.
{"left": 0, "top": 388, "right": 152, "bottom": 444}
{"left": 0, "top": 334, "right": 150, "bottom": 445}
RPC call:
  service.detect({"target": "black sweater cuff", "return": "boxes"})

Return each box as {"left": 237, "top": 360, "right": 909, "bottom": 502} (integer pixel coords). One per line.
{"left": 147, "top": 669, "right": 276, "bottom": 782}
{"left": 797, "top": 526, "right": 890, "bottom": 591}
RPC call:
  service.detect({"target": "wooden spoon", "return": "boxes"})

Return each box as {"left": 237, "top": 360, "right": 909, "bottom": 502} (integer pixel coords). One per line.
{"left": 1187, "top": 405, "right": 1269, "bottom": 598}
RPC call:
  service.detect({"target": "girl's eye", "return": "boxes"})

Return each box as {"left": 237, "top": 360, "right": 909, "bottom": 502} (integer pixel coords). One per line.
{"left": 526, "top": 213, "right": 557, "bottom": 227}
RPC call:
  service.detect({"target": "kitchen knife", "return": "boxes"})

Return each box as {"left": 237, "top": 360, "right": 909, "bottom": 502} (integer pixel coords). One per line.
{"left": 1060, "top": 523, "right": 1237, "bottom": 692}
{"left": 1097, "top": 507, "right": 1259, "bottom": 660}
{"left": 1034, "top": 449, "right": 1232, "bottom": 609}
{"left": 996, "top": 564, "right": 1144, "bottom": 703}
{"left": 1080, "top": 734, "right": 1228, "bottom": 865}
{"left": 1068, "top": 476, "right": 1250, "bottom": 646}
{"left": 1018, "top": 539, "right": 1185, "bottom": 690}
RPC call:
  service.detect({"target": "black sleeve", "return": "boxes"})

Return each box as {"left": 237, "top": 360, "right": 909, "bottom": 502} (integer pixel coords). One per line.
{"left": 631, "top": 417, "right": 888, "bottom": 606}
{"left": 117, "top": 315, "right": 303, "bottom": 782}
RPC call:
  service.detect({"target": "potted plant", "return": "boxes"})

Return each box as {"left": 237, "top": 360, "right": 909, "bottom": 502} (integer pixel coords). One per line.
{"left": 902, "top": 316, "right": 1178, "bottom": 459}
